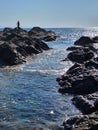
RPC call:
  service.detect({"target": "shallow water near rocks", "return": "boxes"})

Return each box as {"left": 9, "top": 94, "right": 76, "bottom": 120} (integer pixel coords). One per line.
{"left": 0, "top": 28, "right": 98, "bottom": 129}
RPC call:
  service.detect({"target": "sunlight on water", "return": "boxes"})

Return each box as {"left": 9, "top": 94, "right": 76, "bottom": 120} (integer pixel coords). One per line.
{"left": 0, "top": 28, "right": 98, "bottom": 129}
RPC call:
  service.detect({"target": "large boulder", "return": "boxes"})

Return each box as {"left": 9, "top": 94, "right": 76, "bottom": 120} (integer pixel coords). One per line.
{"left": 0, "top": 42, "right": 24, "bottom": 65}
{"left": 67, "top": 47, "right": 94, "bottom": 63}
{"left": 57, "top": 63, "right": 98, "bottom": 95}
{"left": 28, "top": 27, "right": 47, "bottom": 36}
{"left": 28, "top": 27, "right": 58, "bottom": 41}
{"left": 58, "top": 75, "right": 98, "bottom": 95}
{"left": 74, "top": 36, "right": 94, "bottom": 46}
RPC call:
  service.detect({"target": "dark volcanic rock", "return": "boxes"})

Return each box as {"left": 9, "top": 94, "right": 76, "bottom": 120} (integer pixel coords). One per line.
{"left": 57, "top": 38, "right": 98, "bottom": 94}
{"left": 72, "top": 96, "right": 95, "bottom": 114}
{"left": 92, "top": 36, "right": 98, "bottom": 43}
{"left": 57, "top": 62, "right": 98, "bottom": 95}
{"left": 57, "top": 35, "right": 98, "bottom": 129}
{"left": 67, "top": 48, "right": 94, "bottom": 63}
{"left": 85, "top": 60, "right": 98, "bottom": 69}
{"left": 29, "top": 27, "right": 47, "bottom": 36}
{"left": 0, "top": 42, "right": 25, "bottom": 65}
{"left": 0, "top": 27, "right": 50, "bottom": 66}
{"left": 94, "top": 99, "right": 98, "bottom": 110}
{"left": 66, "top": 46, "right": 81, "bottom": 51}
{"left": 28, "top": 27, "right": 58, "bottom": 41}
{"left": 74, "top": 36, "right": 94, "bottom": 46}
{"left": 63, "top": 113, "right": 98, "bottom": 130}
{"left": 58, "top": 75, "right": 98, "bottom": 95}
{"left": 67, "top": 45, "right": 97, "bottom": 53}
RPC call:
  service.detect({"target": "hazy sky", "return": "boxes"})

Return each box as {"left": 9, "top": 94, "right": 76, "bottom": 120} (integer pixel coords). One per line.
{"left": 0, "top": 0, "right": 98, "bottom": 28}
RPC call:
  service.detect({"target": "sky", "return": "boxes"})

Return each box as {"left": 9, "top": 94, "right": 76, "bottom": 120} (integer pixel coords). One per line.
{"left": 0, "top": 0, "right": 98, "bottom": 28}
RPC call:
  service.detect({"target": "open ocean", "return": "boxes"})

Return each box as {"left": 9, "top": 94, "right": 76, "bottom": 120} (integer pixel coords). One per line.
{"left": 0, "top": 28, "right": 98, "bottom": 129}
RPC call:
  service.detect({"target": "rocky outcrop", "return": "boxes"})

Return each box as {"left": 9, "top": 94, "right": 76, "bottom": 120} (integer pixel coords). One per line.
{"left": 67, "top": 48, "right": 94, "bottom": 63}
{"left": 57, "top": 36, "right": 98, "bottom": 95}
{"left": 92, "top": 36, "right": 98, "bottom": 43}
{"left": 28, "top": 27, "right": 58, "bottom": 41}
{"left": 57, "top": 36, "right": 98, "bottom": 129}
{"left": 0, "top": 27, "right": 51, "bottom": 66}
{"left": 72, "top": 96, "right": 95, "bottom": 114}
{"left": 67, "top": 45, "right": 97, "bottom": 53}
{"left": 63, "top": 113, "right": 98, "bottom": 130}
{"left": 74, "top": 36, "right": 94, "bottom": 46}
{"left": 64, "top": 45, "right": 98, "bottom": 63}
{"left": 57, "top": 62, "right": 98, "bottom": 95}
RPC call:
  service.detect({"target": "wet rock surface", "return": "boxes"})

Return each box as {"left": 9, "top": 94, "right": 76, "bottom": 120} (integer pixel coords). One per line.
{"left": 63, "top": 113, "right": 98, "bottom": 130}
{"left": 0, "top": 27, "right": 57, "bottom": 66}
{"left": 74, "top": 36, "right": 94, "bottom": 46}
{"left": 72, "top": 96, "right": 95, "bottom": 114}
{"left": 28, "top": 27, "right": 58, "bottom": 41}
{"left": 57, "top": 36, "right": 98, "bottom": 95}
{"left": 92, "top": 36, "right": 98, "bottom": 43}
{"left": 57, "top": 36, "right": 98, "bottom": 129}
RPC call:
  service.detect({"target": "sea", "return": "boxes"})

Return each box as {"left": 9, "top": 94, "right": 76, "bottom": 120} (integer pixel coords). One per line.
{"left": 0, "top": 28, "right": 98, "bottom": 130}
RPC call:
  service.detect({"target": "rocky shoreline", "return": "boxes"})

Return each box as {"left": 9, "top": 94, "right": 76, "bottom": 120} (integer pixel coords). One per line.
{"left": 0, "top": 26, "right": 58, "bottom": 66}
{"left": 57, "top": 36, "right": 98, "bottom": 129}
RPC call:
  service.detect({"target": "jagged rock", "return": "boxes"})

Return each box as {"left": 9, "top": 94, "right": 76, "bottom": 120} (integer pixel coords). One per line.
{"left": 67, "top": 45, "right": 97, "bottom": 53}
{"left": 0, "top": 27, "right": 50, "bottom": 66}
{"left": 0, "top": 42, "right": 25, "bottom": 65}
{"left": 58, "top": 75, "right": 98, "bottom": 95}
{"left": 74, "top": 36, "right": 94, "bottom": 46}
{"left": 57, "top": 63, "right": 98, "bottom": 94}
{"left": 92, "top": 36, "right": 98, "bottom": 43}
{"left": 57, "top": 35, "right": 98, "bottom": 129}
{"left": 66, "top": 46, "right": 82, "bottom": 51}
{"left": 63, "top": 113, "right": 98, "bottom": 130}
{"left": 67, "top": 48, "right": 94, "bottom": 63}
{"left": 72, "top": 96, "right": 95, "bottom": 114}
{"left": 94, "top": 99, "right": 98, "bottom": 110}
{"left": 86, "top": 93, "right": 98, "bottom": 100}
{"left": 28, "top": 27, "right": 58, "bottom": 41}
{"left": 85, "top": 60, "right": 98, "bottom": 69}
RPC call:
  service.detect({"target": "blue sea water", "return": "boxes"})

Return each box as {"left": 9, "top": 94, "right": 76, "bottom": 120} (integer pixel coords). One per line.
{"left": 0, "top": 28, "right": 98, "bottom": 129}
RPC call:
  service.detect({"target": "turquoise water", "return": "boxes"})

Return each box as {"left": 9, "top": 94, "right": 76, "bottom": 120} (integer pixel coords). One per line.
{"left": 0, "top": 28, "right": 98, "bottom": 129}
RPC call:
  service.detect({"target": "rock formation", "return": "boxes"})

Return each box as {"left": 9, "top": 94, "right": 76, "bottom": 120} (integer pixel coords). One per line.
{"left": 28, "top": 27, "right": 58, "bottom": 41}
{"left": 57, "top": 36, "right": 98, "bottom": 95}
{"left": 57, "top": 36, "right": 98, "bottom": 130}
{"left": 0, "top": 26, "right": 57, "bottom": 66}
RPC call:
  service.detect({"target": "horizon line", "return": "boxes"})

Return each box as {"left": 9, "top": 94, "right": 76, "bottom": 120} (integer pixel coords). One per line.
{"left": 0, "top": 26, "right": 98, "bottom": 29}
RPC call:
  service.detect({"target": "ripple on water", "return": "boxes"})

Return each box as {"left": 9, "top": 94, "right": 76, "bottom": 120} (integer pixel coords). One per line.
{"left": 0, "top": 28, "right": 97, "bottom": 129}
